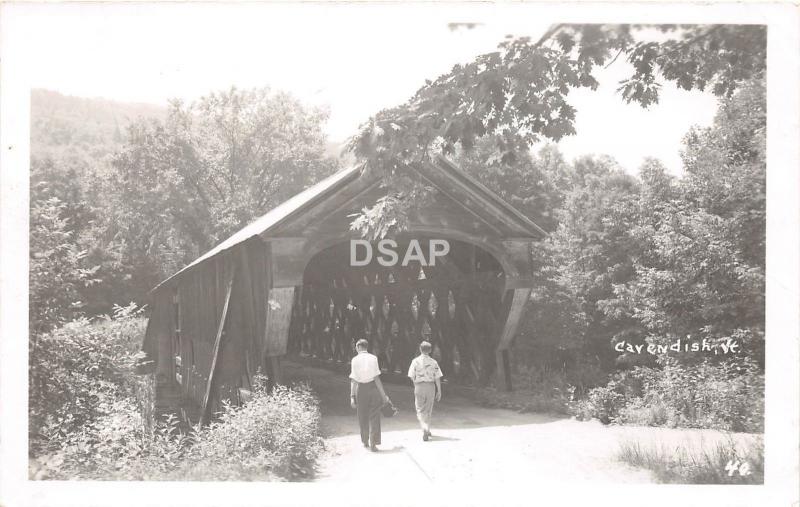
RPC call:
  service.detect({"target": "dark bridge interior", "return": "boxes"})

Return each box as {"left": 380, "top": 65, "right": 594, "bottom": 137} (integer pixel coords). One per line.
{"left": 288, "top": 237, "right": 507, "bottom": 386}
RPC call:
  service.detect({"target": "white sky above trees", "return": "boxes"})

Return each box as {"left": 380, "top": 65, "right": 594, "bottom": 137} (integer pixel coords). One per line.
{"left": 15, "top": 2, "right": 718, "bottom": 175}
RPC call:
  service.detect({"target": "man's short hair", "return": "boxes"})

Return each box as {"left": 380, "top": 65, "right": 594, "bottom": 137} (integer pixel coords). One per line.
{"left": 419, "top": 341, "right": 432, "bottom": 353}
{"left": 356, "top": 339, "right": 369, "bottom": 350}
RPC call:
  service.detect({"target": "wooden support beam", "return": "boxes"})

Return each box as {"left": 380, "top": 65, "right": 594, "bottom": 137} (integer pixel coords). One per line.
{"left": 496, "top": 288, "right": 531, "bottom": 350}
{"left": 304, "top": 276, "right": 504, "bottom": 297}
{"left": 495, "top": 287, "right": 531, "bottom": 391}
{"left": 238, "top": 245, "right": 259, "bottom": 387}
{"left": 495, "top": 349, "right": 512, "bottom": 392}
{"left": 199, "top": 269, "right": 235, "bottom": 426}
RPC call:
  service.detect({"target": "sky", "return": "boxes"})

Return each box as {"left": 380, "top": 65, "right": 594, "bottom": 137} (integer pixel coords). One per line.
{"left": 12, "top": 2, "right": 720, "bottom": 175}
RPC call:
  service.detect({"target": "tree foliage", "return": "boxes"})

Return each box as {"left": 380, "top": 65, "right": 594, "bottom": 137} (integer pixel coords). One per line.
{"left": 345, "top": 24, "right": 765, "bottom": 237}
{"left": 101, "top": 87, "right": 338, "bottom": 298}
{"left": 29, "top": 306, "right": 147, "bottom": 455}
{"left": 454, "top": 141, "right": 571, "bottom": 232}
{"left": 29, "top": 87, "right": 339, "bottom": 315}
{"left": 29, "top": 196, "right": 100, "bottom": 334}
{"left": 604, "top": 78, "right": 766, "bottom": 364}
{"left": 531, "top": 155, "right": 641, "bottom": 368}
{"left": 29, "top": 88, "right": 336, "bottom": 473}
{"left": 514, "top": 76, "right": 765, "bottom": 377}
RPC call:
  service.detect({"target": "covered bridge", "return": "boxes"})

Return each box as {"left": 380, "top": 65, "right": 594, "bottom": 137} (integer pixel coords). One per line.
{"left": 140, "top": 155, "right": 546, "bottom": 424}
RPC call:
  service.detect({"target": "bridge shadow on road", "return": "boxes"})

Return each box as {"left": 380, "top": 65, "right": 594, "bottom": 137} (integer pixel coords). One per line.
{"left": 283, "top": 360, "right": 567, "bottom": 439}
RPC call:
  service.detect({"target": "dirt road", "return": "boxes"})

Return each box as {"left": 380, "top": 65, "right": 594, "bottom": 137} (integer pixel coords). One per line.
{"left": 284, "top": 361, "right": 757, "bottom": 484}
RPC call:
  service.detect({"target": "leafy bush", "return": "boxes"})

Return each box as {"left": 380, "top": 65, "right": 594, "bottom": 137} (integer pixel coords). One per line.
{"left": 586, "top": 383, "right": 626, "bottom": 424}
{"left": 30, "top": 370, "right": 323, "bottom": 481}
{"left": 186, "top": 380, "right": 323, "bottom": 481}
{"left": 576, "top": 358, "right": 764, "bottom": 432}
{"left": 615, "top": 398, "right": 671, "bottom": 427}
{"left": 30, "top": 397, "right": 155, "bottom": 480}
{"left": 29, "top": 196, "right": 101, "bottom": 333}
{"left": 30, "top": 306, "right": 324, "bottom": 481}
{"left": 617, "top": 436, "right": 764, "bottom": 484}
{"left": 29, "top": 304, "right": 148, "bottom": 455}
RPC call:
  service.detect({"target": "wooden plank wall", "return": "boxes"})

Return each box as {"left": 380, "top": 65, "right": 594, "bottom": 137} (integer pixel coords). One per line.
{"left": 178, "top": 258, "right": 221, "bottom": 410}
{"left": 224, "top": 238, "right": 272, "bottom": 390}
{"left": 200, "top": 271, "right": 235, "bottom": 425}
{"left": 143, "top": 290, "right": 191, "bottom": 420}
{"left": 162, "top": 238, "right": 274, "bottom": 417}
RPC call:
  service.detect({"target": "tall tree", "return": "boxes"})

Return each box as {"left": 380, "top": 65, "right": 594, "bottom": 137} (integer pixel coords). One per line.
{"left": 680, "top": 78, "right": 766, "bottom": 269}
{"left": 601, "top": 78, "right": 766, "bottom": 365}
{"left": 546, "top": 156, "right": 641, "bottom": 366}
{"left": 102, "top": 87, "right": 339, "bottom": 297}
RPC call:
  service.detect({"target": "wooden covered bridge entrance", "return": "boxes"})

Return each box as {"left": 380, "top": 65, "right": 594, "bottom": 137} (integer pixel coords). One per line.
{"left": 140, "top": 156, "right": 545, "bottom": 424}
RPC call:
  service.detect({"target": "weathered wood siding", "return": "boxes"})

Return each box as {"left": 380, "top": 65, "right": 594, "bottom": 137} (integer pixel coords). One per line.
{"left": 225, "top": 238, "right": 273, "bottom": 388}
{"left": 177, "top": 254, "right": 232, "bottom": 412}
{"left": 149, "top": 237, "right": 274, "bottom": 419}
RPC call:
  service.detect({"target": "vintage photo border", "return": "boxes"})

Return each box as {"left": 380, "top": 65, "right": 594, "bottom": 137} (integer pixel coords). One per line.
{"left": 1, "top": 1, "right": 798, "bottom": 506}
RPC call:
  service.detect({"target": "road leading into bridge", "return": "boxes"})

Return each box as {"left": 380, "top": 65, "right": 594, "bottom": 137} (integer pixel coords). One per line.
{"left": 284, "top": 361, "right": 755, "bottom": 484}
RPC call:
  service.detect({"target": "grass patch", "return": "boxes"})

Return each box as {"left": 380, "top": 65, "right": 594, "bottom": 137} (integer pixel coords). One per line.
{"left": 617, "top": 435, "right": 763, "bottom": 484}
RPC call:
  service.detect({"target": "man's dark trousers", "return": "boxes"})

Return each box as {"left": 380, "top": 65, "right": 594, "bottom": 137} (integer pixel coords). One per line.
{"left": 355, "top": 380, "right": 382, "bottom": 446}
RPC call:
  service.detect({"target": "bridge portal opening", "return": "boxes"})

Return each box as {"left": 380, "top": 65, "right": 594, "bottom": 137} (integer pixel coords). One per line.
{"left": 288, "top": 237, "right": 507, "bottom": 386}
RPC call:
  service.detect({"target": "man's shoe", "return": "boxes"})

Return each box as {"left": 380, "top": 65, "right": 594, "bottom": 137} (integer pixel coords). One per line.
{"left": 422, "top": 430, "right": 429, "bottom": 441}
{"left": 363, "top": 442, "right": 369, "bottom": 448}
{"left": 369, "top": 444, "right": 378, "bottom": 452}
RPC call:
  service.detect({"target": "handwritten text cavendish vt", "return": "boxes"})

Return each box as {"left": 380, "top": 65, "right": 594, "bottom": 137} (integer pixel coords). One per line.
{"left": 615, "top": 338, "right": 740, "bottom": 355}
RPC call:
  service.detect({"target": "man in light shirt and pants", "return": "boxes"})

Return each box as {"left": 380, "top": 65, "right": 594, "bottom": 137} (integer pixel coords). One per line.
{"left": 349, "top": 339, "right": 390, "bottom": 451}
{"left": 407, "top": 341, "right": 443, "bottom": 441}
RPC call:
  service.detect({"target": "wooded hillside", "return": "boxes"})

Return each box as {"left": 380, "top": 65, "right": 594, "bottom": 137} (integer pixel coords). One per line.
{"left": 31, "top": 89, "right": 166, "bottom": 167}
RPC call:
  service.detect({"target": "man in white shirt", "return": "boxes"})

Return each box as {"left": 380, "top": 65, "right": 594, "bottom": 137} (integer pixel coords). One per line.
{"left": 407, "top": 341, "right": 443, "bottom": 441}
{"left": 349, "top": 339, "right": 390, "bottom": 451}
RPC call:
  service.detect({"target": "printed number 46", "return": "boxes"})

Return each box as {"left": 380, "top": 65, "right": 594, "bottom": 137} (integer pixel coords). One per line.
{"left": 725, "top": 459, "right": 752, "bottom": 477}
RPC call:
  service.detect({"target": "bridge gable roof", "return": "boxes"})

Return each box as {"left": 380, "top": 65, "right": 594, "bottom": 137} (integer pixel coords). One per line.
{"left": 153, "top": 155, "right": 545, "bottom": 291}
